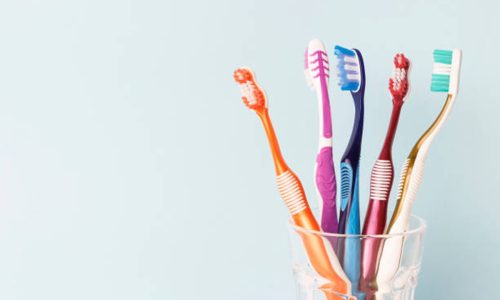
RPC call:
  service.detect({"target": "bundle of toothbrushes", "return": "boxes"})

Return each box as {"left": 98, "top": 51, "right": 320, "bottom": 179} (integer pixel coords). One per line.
{"left": 233, "top": 39, "right": 461, "bottom": 299}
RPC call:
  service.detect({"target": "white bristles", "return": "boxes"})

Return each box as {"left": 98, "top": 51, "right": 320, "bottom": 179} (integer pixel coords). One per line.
{"left": 240, "top": 82, "right": 257, "bottom": 105}
{"left": 347, "top": 73, "right": 361, "bottom": 81}
{"left": 344, "top": 56, "right": 358, "bottom": 64}
{"left": 433, "top": 62, "right": 452, "bottom": 75}
{"left": 392, "top": 68, "right": 407, "bottom": 91}
{"left": 344, "top": 64, "right": 358, "bottom": 71}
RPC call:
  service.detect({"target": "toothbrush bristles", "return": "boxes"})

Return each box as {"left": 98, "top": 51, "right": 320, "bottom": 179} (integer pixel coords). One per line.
{"left": 431, "top": 49, "right": 454, "bottom": 92}
{"left": 389, "top": 53, "right": 410, "bottom": 100}
{"left": 233, "top": 68, "right": 266, "bottom": 110}
{"left": 333, "top": 45, "right": 361, "bottom": 91}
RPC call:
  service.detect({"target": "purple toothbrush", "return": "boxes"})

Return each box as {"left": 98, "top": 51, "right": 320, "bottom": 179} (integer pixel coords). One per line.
{"left": 304, "top": 39, "right": 338, "bottom": 233}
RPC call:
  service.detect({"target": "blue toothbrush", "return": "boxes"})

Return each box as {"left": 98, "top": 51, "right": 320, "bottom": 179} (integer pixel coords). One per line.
{"left": 333, "top": 45, "right": 365, "bottom": 300}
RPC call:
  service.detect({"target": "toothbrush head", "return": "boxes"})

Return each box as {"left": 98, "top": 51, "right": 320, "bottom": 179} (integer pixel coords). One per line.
{"left": 389, "top": 53, "right": 410, "bottom": 103}
{"left": 333, "top": 45, "right": 362, "bottom": 92}
{"left": 233, "top": 67, "right": 267, "bottom": 111}
{"left": 431, "top": 49, "right": 462, "bottom": 95}
{"left": 304, "top": 39, "right": 329, "bottom": 91}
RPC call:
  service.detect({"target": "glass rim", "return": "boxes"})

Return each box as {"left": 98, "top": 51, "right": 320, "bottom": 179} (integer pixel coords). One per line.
{"left": 288, "top": 214, "right": 426, "bottom": 238}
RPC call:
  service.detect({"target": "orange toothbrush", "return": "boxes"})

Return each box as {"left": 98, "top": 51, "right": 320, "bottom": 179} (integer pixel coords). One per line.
{"left": 233, "top": 67, "right": 354, "bottom": 300}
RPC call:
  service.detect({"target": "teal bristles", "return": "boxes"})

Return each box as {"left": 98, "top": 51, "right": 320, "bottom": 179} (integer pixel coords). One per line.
{"left": 431, "top": 74, "right": 450, "bottom": 92}
{"left": 434, "top": 49, "right": 453, "bottom": 64}
{"left": 431, "top": 49, "right": 453, "bottom": 92}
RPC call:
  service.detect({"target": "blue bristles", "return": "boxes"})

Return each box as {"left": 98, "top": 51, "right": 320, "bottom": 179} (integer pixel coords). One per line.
{"left": 334, "top": 45, "right": 361, "bottom": 91}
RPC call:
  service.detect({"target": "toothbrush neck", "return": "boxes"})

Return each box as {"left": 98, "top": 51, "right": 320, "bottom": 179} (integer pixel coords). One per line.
{"left": 318, "top": 76, "right": 332, "bottom": 139}
{"left": 409, "top": 94, "right": 454, "bottom": 160}
{"left": 379, "top": 101, "right": 403, "bottom": 160}
{"left": 258, "top": 109, "right": 289, "bottom": 175}
{"left": 342, "top": 95, "right": 364, "bottom": 168}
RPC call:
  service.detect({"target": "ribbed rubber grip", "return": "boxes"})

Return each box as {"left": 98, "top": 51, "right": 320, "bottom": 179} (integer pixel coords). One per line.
{"left": 369, "top": 159, "right": 393, "bottom": 201}
{"left": 276, "top": 170, "right": 308, "bottom": 215}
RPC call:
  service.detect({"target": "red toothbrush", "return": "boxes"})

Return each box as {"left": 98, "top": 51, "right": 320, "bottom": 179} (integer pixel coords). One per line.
{"left": 360, "top": 54, "right": 410, "bottom": 291}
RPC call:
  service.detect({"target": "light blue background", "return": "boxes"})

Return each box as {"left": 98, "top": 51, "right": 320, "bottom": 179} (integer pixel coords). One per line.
{"left": 0, "top": 0, "right": 498, "bottom": 299}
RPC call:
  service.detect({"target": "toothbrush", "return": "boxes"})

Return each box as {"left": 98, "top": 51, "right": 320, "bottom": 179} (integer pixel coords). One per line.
{"left": 304, "top": 39, "right": 338, "bottom": 233}
{"left": 360, "top": 54, "right": 410, "bottom": 292}
{"left": 333, "top": 45, "right": 365, "bottom": 236}
{"left": 333, "top": 46, "right": 366, "bottom": 300}
{"left": 376, "top": 49, "right": 462, "bottom": 294}
{"left": 233, "top": 67, "right": 355, "bottom": 300}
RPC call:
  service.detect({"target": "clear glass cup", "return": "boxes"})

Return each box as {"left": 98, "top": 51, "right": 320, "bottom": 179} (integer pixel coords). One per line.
{"left": 288, "top": 215, "right": 426, "bottom": 300}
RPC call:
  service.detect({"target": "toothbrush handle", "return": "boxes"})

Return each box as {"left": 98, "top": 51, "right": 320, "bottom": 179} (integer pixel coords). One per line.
{"left": 344, "top": 170, "right": 364, "bottom": 299}
{"left": 276, "top": 170, "right": 352, "bottom": 299}
{"left": 360, "top": 200, "right": 388, "bottom": 286}
{"left": 316, "top": 146, "right": 338, "bottom": 233}
{"left": 315, "top": 68, "right": 337, "bottom": 233}
{"left": 363, "top": 200, "right": 389, "bottom": 235}
{"left": 361, "top": 159, "right": 394, "bottom": 286}
{"left": 360, "top": 201, "right": 388, "bottom": 295}
{"left": 375, "top": 221, "right": 407, "bottom": 294}
{"left": 295, "top": 214, "right": 353, "bottom": 300}
{"left": 346, "top": 168, "right": 361, "bottom": 235}
{"left": 339, "top": 92, "right": 364, "bottom": 234}
{"left": 376, "top": 158, "right": 423, "bottom": 292}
